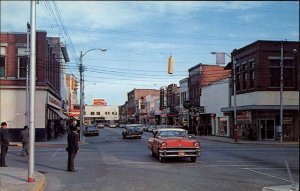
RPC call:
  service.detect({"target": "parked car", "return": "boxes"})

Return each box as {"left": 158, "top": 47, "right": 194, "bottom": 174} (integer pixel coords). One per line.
{"left": 148, "top": 128, "right": 201, "bottom": 162}
{"left": 122, "top": 125, "right": 143, "bottom": 139}
{"left": 83, "top": 125, "right": 99, "bottom": 136}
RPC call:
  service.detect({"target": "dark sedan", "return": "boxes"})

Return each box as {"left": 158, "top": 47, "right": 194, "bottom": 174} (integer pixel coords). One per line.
{"left": 122, "top": 125, "right": 142, "bottom": 139}
{"left": 84, "top": 125, "right": 99, "bottom": 136}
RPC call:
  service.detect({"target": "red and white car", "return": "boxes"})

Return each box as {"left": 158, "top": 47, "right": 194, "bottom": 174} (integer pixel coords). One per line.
{"left": 148, "top": 128, "right": 201, "bottom": 162}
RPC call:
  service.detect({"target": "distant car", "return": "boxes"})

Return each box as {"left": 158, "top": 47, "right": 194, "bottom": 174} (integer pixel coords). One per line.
{"left": 122, "top": 125, "right": 143, "bottom": 139}
{"left": 83, "top": 125, "right": 99, "bottom": 136}
{"left": 152, "top": 125, "right": 173, "bottom": 135}
{"left": 147, "top": 125, "right": 156, "bottom": 133}
{"left": 148, "top": 128, "right": 201, "bottom": 162}
{"left": 108, "top": 121, "right": 117, "bottom": 128}
{"left": 97, "top": 123, "right": 105, "bottom": 128}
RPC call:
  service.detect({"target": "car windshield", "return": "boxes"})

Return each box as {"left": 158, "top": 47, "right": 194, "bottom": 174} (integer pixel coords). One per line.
{"left": 158, "top": 130, "right": 188, "bottom": 138}
{"left": 126, "top": 126, "right": 138, "bottom": 131}
{"left": 86, "top": 126, "right": 97, "bottom": 130}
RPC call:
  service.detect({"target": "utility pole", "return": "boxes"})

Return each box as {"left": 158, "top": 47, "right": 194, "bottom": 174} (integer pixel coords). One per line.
{"left": 280, "top": 41, "right": 284, "bottom": 143}
{"left": 28, "top": 0, "right": 36, "bottom": 183}
{"left": 26, "top": 22, "right": 30, "bottom": 127}
{"left": 79, "top": 51, "right": 85, "bottom": 143}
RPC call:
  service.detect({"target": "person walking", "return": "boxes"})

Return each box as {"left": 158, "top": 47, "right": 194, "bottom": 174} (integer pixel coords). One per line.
{"left": 20, "top": 125, "right": 29, "bottom": 156}
{"left": 66, "top": 125, "right": 79, "bottom": 172}
{"left": 0, "top": 122, "right": 9, "bottom": 167}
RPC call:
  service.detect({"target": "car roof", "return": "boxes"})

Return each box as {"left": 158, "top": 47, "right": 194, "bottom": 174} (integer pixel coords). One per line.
{"left": 157, "top": 128, "right": 186, "bottom": 132}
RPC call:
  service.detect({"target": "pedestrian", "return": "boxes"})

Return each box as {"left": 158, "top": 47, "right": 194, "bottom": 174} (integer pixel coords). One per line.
{"left": 20, "top": 125, "right": 29, "bottom": 156}
{"left": 66, "top": 125, "right": 79, "bottom": 172}
{"left": 207, "top": 123, "right": 212, "bottom": 136}
{"left": 248, "top": 127, "right": 254, "bottom": 141}
{"left": 0, "top": 122, "right": 9, "bottom": 167}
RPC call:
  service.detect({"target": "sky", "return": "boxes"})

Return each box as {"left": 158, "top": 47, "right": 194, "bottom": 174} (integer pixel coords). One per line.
{"left": 1, "top": 1, "right": 299, "bottom": 106}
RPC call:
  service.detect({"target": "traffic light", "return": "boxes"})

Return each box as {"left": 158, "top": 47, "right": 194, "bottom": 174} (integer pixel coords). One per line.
{"left": 168, "top": 54, "right": 173, "bottom": 74}
{"left": 72, "top": 79, "right": 78, "bottom": 91}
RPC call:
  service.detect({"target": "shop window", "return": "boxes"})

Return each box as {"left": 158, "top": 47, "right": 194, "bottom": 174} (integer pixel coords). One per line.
{"left": 18, "top": 57, "right": 28, "bottom": 78}
{"left": 0, "top": 56, "right": 5, "bottom": 77}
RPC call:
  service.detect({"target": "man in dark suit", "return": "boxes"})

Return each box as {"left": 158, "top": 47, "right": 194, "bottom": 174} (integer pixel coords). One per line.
{"left": 67, "top": 125, "right": 79, "bottom": 172}
{"left": 0, "top": 122, "right": 9, "bottom": 167}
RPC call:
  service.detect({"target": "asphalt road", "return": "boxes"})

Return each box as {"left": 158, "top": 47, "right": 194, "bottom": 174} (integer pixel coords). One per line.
{"left": 7, "top": 128, "right": 299, "bottom": 191}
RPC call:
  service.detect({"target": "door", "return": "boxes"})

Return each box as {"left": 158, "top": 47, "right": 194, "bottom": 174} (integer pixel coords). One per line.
{"left": 259, "top": 119, "right": 275, "bottom": 140}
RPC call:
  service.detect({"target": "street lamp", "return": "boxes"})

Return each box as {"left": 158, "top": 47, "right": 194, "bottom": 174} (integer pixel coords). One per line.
{"left": 79, "top": 48, "right": 106, "bottom": 142}
{"left": 211, "top": 51, "right": 237, "bottom": 142}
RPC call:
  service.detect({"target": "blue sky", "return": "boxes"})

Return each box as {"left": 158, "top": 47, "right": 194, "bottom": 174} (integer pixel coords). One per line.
{"left": 1, "top": 1, "right": 299, "bottom": 106}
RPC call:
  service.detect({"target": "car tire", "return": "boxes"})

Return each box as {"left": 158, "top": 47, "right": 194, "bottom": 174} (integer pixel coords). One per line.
{"left": 190, "top": 157, "right": 197, "bottom": 163}
{"left": 151, "top": 150, "right": 155, "bottom": 157}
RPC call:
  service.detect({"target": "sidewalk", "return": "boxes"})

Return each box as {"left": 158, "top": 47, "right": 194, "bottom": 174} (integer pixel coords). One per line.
{"left": 0, "top": 167, "right": 45, "bottom": 191}
{"left": 3, "top": 134, "right": 68, "bottom": 191}
{"left": 195, "top": 135, "right": 299, "bottom": 146}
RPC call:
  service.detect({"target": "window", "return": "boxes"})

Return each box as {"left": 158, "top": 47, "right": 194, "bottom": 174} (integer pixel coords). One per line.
{"left": 18, "top": 57, "right": 28, "bottom": 78}
{"left": 0, "top": 56, "right": 5, "bottom": 77}
{"left": 112, "top": 112, "right": 115, "bottom": 115}
{"left": 91, "top": 112, "right": 95, "bottom": 115}
{"left": 242, "top": 63, "right": 248, "bottom": 90}
{"left": 269, "top": 59, "right": 280, "bottom": 87}
{"left": 96, "top": 112, "right": 100, "bottom": 115}
{"left": 249, "top": 60, "right": 255, "bottom": 88}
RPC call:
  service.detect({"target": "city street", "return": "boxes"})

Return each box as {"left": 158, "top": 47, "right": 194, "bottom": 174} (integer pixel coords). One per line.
{"left": 7, "top": 128, "right": 299, "bottom": 191}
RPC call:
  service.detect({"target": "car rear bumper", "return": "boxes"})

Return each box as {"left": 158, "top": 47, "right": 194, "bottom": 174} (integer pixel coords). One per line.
{"left": 159, "top": 148, "right": 201, "bottom": 158}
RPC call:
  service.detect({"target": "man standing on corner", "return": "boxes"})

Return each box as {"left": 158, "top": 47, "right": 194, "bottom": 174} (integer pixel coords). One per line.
{"left": 66, "top": 125, "right": 79, "bottom": 172}
{"left": 0, "top": 122, "right": 9, "bottom": 167}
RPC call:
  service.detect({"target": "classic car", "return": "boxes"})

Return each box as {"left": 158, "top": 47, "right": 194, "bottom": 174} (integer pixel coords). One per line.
{"left": 83, "top": 125, "right": 99, "bottom": 136}
{"left": 148, "top": 128, "right": 201, "bottom": 162}
{"left": 122, "top": 125, "right": 143, "bottom": 139}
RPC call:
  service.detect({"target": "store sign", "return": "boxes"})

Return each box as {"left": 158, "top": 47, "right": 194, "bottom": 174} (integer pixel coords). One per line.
{"left": 48, "top": 93, "right": 61, "bottom": 109}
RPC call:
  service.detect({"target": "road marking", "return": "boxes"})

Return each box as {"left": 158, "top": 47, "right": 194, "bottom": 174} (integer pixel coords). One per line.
{"left": 243, "top": 168, "right": 295, "bottom": 183}
{"left": 52, "top": 148, "right": 62, "bottom": 157}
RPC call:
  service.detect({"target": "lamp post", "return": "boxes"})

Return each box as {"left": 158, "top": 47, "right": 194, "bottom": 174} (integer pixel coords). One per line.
{"left": 211, "top": 51, "right": 237, "bottom": 142}
{"left": 79, "top": 48, "right": 106, "bottom": 142}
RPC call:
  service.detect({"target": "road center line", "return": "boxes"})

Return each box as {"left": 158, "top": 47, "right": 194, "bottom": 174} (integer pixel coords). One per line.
{"left": 243, "top": 168, "right": 294, "bottom": 183}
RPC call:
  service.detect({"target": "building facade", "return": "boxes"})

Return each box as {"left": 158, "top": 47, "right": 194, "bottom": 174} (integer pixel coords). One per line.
{"left": 127, "top": 89, "right": 160, "bottom": 124}
{"left": 222, "top": 40, "right": 299, "bottom": 141}
{"left": 0, "top": 31, "right": 69, "bottom": 141}
{"left": 188, "top": 64, "right": 231, "bottom": 133}
{"left": 84, "top": 105, "right": 119, "bottom": 124}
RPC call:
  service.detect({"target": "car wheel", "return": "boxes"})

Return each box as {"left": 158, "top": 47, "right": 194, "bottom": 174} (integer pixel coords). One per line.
{"left": 190, "top": 157, "right": 197, "bottom": 163}
{"left": 151, "top": 150, "right": 155, "bottom": 157}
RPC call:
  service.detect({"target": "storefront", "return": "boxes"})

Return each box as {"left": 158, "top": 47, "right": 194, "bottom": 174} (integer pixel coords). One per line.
{"left": 46, "top": 93, "right": 69, "bottom": 140}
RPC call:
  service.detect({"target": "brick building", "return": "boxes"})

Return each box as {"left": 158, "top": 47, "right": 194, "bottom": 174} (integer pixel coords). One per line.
{"left": 222, "top": 40, "right": 299, "bottom": 141}
{"left": 127, "top": 89, "right": 160, "bottom": 123}
{"left": 188, "top": 64, "right": 231, "bottom": 133}
{"left": 0, "top": 31, "right": 69, "bottom": 141}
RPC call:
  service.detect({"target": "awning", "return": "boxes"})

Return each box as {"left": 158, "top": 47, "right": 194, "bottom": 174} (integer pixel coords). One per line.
{"left": 49, "top": 107, "right": 69, "bottom": 120}
{"left": 221, "top": 105, "right": 299, "bottom": 112}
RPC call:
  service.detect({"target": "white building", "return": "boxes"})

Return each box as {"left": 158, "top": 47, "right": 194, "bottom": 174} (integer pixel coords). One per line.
{"left": 200, "top": 78, "right": 231, "bottom": 137}
{"left": 84, "top": 105, "right": 119, "bottom": 124}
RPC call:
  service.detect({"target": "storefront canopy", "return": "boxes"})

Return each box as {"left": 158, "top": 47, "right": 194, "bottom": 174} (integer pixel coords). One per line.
{"left": 50, "top": 107, "right": 69, "bottom": 120}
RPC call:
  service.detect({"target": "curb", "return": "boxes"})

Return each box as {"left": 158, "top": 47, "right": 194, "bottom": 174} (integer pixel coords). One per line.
{"left": 197, "top": 136, "right": 299, "bottom": 146}
{"left": 30, "top": 172, "right": 46, "bottom": 191}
